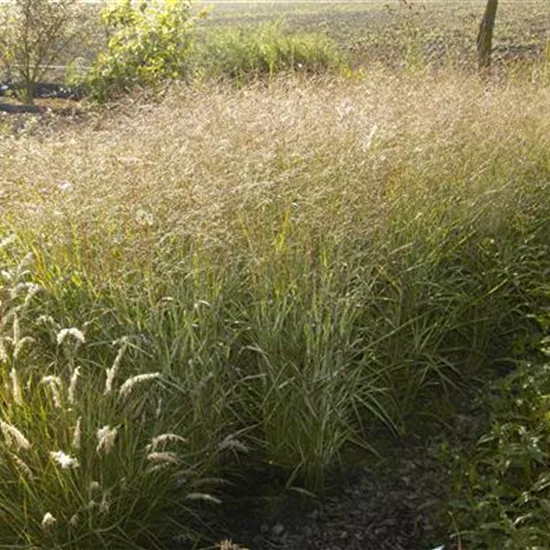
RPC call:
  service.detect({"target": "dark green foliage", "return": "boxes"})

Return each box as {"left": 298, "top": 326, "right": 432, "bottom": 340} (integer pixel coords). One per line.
{"left": 449, "top": 313, "right": 550, "bottom": 548}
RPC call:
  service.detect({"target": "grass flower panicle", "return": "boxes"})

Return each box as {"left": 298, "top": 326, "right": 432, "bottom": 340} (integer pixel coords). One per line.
{"left": 147, "top": 451, "right": 179, "bottom": 465}
{"left": 50, "top": 450, "right": 79, "bottom": 469}
{"left": 41, "top": 512, "right": 56, "bottom": 530}
{"left": 218, "top": 435, "right": 249, "bottom": 454}
{"left": 96, "top": 425, "right": 117, "bottom": 455}
{"left": 104, "top": 337, "right": 130, "bottom": 395}
{"left": 72, "top": 417, "right": 82, "bottom": 450}
{"left": 0, "top": 234, "right": 16, "bottom": 250}
{"left": 146, "top": 433, "right": 187, "bottom": 453}
{"left": 13, "top": 335, "right": 35, "bottom": 359}
{"left": 119, "top": 372, "right": 161, "bottom": 399}
{"left": 10, "top": 368, "right": 23, "bottom": 406}
{"left": 185, "top": 493, "right": 222, "bottom": 505}
{"left": 41, "top": 376, "right": 63, "bottom": 409}
{"left": 69, "top": 513, "right": 79, "bottom": 528}
{"left": 57, "top": 327, "right": 85, "bottom": 346}
{"left": 9, "top": 452, "right": 33, "bottom": 480}
{"left": 0, "top": 340, "right": 7, "bottom": 363}
{"left": 0, "top": 420, "right": 30, "bottom": 451}
{"left": 68, "top": 366, "right": 81, "bottom": 405}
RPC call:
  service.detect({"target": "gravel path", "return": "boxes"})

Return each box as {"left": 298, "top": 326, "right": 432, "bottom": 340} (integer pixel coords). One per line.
{"left": 219, "top": 438, "right": 455, "bottom": 550}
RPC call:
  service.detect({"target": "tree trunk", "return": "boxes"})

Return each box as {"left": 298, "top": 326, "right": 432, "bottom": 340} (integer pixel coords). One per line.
{"left": 22, "top": 80, "right": 36, "bottom": 105}
{"left": 477, "top": 0, "right": 499, "bottom": 70}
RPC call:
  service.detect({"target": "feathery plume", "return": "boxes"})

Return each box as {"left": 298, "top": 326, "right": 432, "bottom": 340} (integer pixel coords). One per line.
{"left": 155, "top": 397, "right": 163, "bottom": 419}
{"left": 12, "top": 312, "right": 20, "bottom": 348}
{"left": 185, "top": 493, "right": 222, "bottom": 504}
{"left": 104, "top": 337, "right": 129, "bottom": 395}
{"left": 9, "top": 452, "right": 33, "bottom": 480}
{"left": 218, "top": 435, "right": 249, "bottom": 454}
{"left": 41, "top": 376, "right": 63, "bottom": 409}
{"left": 0, "top": 420, "right": 31, "bottom": 450}
{"left": 0, "top": 234, "right": 16, "bottom": 250}
{"left": 57, "top": 328, "right": 85, "bottom": 346}
{"left": 50, "top": 450, "right": 79, "bottom": 470}
{"left": 10, "top": 368, "right": 23, "bottom": 406}
{"left": 119, "top": 372, "right": 161, "bottom": 399}
{"left": 89, "top": 481, "right": 101, "bottom": 493}
{"left": 100, "top": 491, "right": 111, "bottom": 514}
{"left": 14, "top": 336, "right": 35, "bottom": 360}
{"left": 96, "top": 425, "right": 117, "bottom": 455}
{"left": 146, "top": 433, "right": 187, "bottom": 453}
{"left": 68, "top": 366, "right": 81, "bottom": 405}
{"left": 22, "top": 283, "right": 41, "bottom": 308}
{"left": 72, "top": 417, "right": 82, "bottom": 450}
{"left": 147, "top": 451, "right": 179, "bottom": 465}
{"left": 69, "top": 513, "right": 79, "bottom": 528}
{"left": 0, "top": 339, "right": 7, "bottom": 363}
{"left": 41, "top": 512, "right": 56, "bottom": 530}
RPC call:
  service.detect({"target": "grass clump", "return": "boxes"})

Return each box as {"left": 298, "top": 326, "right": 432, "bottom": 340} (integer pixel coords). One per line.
{"left": 2, "top": 69, "right": 550, "bottom": 544}
{"left": 195, "top": 21, "right": 346, "bottom": 82}
{"left": 0, "top": 240, "right": 226, "bottom": 549}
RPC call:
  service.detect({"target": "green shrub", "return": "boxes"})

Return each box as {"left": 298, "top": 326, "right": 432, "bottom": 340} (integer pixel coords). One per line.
{"left": 0, "top": 0, "right": 81, "bottom": 104}
{"left": 448, "top": 314, "right": 550, "bottom": 549}
{"left": 196, "top": 21, "right": 346, "bottom": 82}
{"left": 85, "top": 0, "right": 206, "bottom": 101}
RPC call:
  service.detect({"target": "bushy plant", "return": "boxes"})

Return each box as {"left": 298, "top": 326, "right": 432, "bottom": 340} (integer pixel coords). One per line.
{"left": 448, "top": 317, "right": 550, "bottom": 549}
{"left": 86, "top": 0, "right": 206, "bottom": 101}
{"left": 0, "top": 0, "right": 80, "bottom": 103}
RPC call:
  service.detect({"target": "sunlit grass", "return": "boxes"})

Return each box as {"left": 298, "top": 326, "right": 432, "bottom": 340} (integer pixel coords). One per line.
{"left": 2, "top": 61, "right": 550, "bottom": 545}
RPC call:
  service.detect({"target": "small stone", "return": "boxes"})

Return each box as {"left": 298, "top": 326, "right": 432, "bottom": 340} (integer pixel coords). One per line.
{"left": 307, "top": 509, "right": 320, "bottom": 520}
{"left": 271, "top": 523, "right": 285, "bottom": 537}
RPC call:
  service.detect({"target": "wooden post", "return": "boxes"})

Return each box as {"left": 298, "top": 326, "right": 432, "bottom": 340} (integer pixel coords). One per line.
{"left": 477, "top": 0, "right": 499, "bottom": 70}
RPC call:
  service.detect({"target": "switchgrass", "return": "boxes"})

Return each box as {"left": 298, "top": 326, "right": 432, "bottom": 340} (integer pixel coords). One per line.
{"left": 2, "top": 69, "right": 550, "bottom": 545}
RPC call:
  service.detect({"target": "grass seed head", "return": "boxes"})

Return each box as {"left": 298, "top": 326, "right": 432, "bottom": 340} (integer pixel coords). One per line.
{"left": 50, "top": 450, "right": 79, "bottom": 469}
{"left": 0, "top": 235, "right": 16, "bottom": 250}
{"left": 57, "top": 327, "right": 85, "bottom": 347}
{"left": 146, "top": 433, "right": 187, "bottom": 453}
{"left": 9, "top": 368, "right": 23, "bottom": 406}
{"left": 68, "top": 366, "right": 81, "bottom": 405}
{"left": 69, "top": 513, "right": 79, "bottom": 528}
{"left": 72, "top": 417, "right": 82, "bottom": 450}
{"left": 119, "top": 372, "right": 161, "bottom": 399}
{"left": 89, "top": 480, "right": 101, "bottom": 493}
{"left": 217, "top": 540, "right": 250, "bottom": 550}
{"left": 14, "top": 336, "right": 35, "bottom": 360}
{"left": 41, "top": 512, "right": 56, "bottom": 530}
{"left": 104, "top": 337, "right": 129, "bottom": 395}
{"left": 41, "top": 376, "right": 63, "bottom": 409}
{"left": 0, "top": 340, "right": 7, "bottom": 363}
{"left": 218, "top": 435, "right": 249, "bottom": 454}
{"left": 185, "top": 493, "right": 222, "bottom": 505}
{"left": 9, "top": 452, "right": 33, "bottom": 480}
{"left": 147, "top": 451, "right": 179, "bottom": 465}
{"left": 96, "top": 425, "right": 117, "bottom": 455}
{"left": 0, "top": 420, "right": 31, "bottom": 451}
